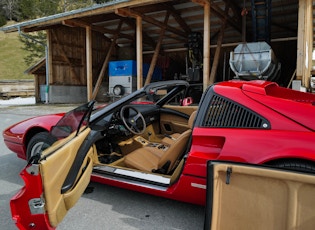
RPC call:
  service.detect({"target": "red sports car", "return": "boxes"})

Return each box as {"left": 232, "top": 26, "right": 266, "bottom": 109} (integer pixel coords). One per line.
{"left": 3, "top": 84, "right": 202, "bottom": 161}
{"left": 3, "top": 113, "right": 64, "bottom": 160}
{"left": 7, "top": 80, "right": 315, "bottom": 229}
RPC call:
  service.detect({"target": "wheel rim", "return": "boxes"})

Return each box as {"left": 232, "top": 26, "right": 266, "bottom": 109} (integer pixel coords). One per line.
{"left": 30, "top": 142, "right": 50, "bottom": 157}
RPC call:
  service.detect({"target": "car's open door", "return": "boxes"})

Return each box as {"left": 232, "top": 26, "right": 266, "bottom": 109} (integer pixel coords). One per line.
{"left": 10, "top": 102, "right": 96, "bottom": 230}
{"left": 205, "top": 161, "right": 315, "bottom": 230}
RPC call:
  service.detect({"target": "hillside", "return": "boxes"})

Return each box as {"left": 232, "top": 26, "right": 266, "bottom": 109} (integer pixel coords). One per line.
{"left": 0, "top": 22, "right": 31, "bottom": 80}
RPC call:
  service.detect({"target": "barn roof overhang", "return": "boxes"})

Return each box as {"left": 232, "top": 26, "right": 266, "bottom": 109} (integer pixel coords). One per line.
{"left": 0, "top": 0, "right": 306, "bottom": 52}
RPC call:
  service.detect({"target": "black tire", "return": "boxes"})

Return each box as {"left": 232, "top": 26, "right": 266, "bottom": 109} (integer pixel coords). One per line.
{"left": 26, "top": 132, "right": 57, "bottom": 160}
{"left": 266, "top": 159, "right": 315, "bottom": 173}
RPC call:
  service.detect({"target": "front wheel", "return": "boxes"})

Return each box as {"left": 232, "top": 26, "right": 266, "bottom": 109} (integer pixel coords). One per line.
{"left": 26, "top": 132, "right": 57, "bottom": 161}
{"left": 266, "top": 159, "right": 315, "bottom": 173}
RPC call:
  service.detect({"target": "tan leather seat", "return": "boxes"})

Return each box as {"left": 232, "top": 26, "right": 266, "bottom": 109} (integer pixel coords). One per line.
{"left": 124, "top": 111, "right": 197, "bottom": 174}
{"left": 161, "top": 111, "right": 196, "bottom": 145}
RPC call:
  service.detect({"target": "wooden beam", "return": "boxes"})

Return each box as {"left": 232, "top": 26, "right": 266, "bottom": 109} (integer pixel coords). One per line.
{"left": 123, "top": 19, "right": 158, "bottom": 51}
{"left": 305, "top": 0, "right": 313, "bottom": 88}
{"left": 136, "top": 16, "right": 143, "bottom": 89}
{"left": 116, "top": 8, "right": 146, "bottom": 89}
{"left": 92, "top": 20, "right": 123, "bottom": 99}
{"left": 86, "top": 26, "right": 93, "bottom": 101}
{"left": 192, "top": 0, "right": 212, "bottom": 90}
{"left": 47, "top": 30, "right": 53, "bottom": 85}
{"left": 296, "top": 0, "right": 313, "bottom": 88}
{"left": 162, "top": 3, "right": 191, "bottom": 34}
{"left": 144, "top": 11, "right": 170, "bottom": 85}
{"left": 62, "top": 19, "right": 133, "bottom": 42}
{"left": 116, "top": 8, "right": 187, "bottom": 38}
{"left": 209, "top": 5, "right": 228, "bottom": 84}
{"left": 4, "top": 0, "right": 170, "bottom": 33}
{"left": 210, "top": 3, "right": 241, "bottom": 34}
{"left": 198, "top": 0, "right": 211, "bottom": 91}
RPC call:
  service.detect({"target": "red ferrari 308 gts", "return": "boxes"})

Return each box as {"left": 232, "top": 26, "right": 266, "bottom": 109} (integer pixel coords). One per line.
{"left": 5, "top": 80, "right": 315, "bottom": 229}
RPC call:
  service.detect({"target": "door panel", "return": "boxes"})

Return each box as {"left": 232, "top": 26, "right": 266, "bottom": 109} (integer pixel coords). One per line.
{"left": 10, "top": 128, "right": 94, "bottom": 229}
{"left": 163, "top": 105, "right": 198, "bottom": 115}
{"left": 40, "top": 128, "right": 93, "bottom": 227}
{"left": 205, "top": 161, "right": 315, "bottom": 230}
{"left": 40, "top": 128, "right": 94, "bottom": 227}
{"left": 160, "top": 113, "right": 189, "bottom": 134}
{"left": 160, "top": 106, "right": 197, "bottom": 134}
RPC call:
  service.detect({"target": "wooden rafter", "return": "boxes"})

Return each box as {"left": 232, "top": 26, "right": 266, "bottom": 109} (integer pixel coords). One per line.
{"left": 116, "top": 8, "right": 187, "bottom": 38}
{"left": 210, "top": 3, "right": 241, "bottom": 34}
{"left": 162, "top": 3, "right": 191, "bottom": 34}
{"left": 123, "top": 19, "right": 158, "bottom": 51}
{"left": 62, "top": 19, "right": 133, "bottom": 42}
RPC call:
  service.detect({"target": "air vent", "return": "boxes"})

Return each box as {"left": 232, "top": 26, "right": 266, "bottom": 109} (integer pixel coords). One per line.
{"left": 203, "top": 95, "right": 270, "bottom": 129}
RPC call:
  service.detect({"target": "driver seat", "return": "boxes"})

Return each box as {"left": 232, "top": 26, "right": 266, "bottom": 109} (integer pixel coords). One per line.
{"left": 124, "top": 111, "right": 196, "bottom": 174}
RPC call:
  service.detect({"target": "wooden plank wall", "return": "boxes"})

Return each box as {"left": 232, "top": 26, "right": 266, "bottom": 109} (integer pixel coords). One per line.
{"left": 49, "top": 26, "right": 109, "bottom": 86}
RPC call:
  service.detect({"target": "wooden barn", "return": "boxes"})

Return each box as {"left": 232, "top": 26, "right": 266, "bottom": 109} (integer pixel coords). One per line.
{"left": 0, "top": 0, "right": 314, "bottom": 103}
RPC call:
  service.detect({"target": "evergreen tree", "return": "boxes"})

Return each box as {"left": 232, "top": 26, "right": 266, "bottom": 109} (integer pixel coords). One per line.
{"left": 16, "top": 0, "right": 113, "bottom": 66}
{"left": 19, "top": 31, "right": 46, "bottom": 66}
{"left": 59, "top": 0, "right": 94, "bottom": 12}
{"left": 18, "top": 0, "right": 37, "bottom": 20}
{"left": 19, "top": 0, "right": 96, "bottom": 66}
{"left": 0, "top": 1, "right": 7, "bottom": 26}
{"left": 2, "top": 0, "right": 20, "bottom": 21}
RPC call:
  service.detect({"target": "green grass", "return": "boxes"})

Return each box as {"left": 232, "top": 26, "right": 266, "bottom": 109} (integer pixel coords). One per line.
{"left": 0, "top": 22, "right": 31, "bottom": 80}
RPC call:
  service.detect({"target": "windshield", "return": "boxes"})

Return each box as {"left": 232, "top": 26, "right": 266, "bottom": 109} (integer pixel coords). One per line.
{"left": 51, "top": 80, "right": 193, "bottom": 138}
{"left": 50, "top": 101, "right": 95, "bottom": 139}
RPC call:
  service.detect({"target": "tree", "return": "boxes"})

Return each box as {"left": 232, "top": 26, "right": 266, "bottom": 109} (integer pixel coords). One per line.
{"left": 0, "top": 1, "right": 7, "bottom": 26}
{"left": 19, "top": 31, "right": 46, "bottom": 66}
{"left": 2, "top": 0, "right": 19, "bottom": 21}
{"left": 18, "top": 0, "right": 113, "bottom": 66}
{"left": 59, "top": 0, "right": 94, "bottom": 12}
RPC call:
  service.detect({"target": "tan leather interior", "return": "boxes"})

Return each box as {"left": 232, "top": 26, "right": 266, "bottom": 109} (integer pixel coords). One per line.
{"left": 40, "top": 128, "right": 94, "bottom": 227}
{"left": 162, "top": 111, "right": 197, "bottom": 145}
{"left": 163, "top": 105, "right": 198, "bottom": 115}
{"left": 124, "top": 111, "right": 197, "bottom": 173}
{"left": 209, "top": 163, "right": 315, "bottom": 230}
{"left": 160, "top": 106, "right": 198, "bottom": 135}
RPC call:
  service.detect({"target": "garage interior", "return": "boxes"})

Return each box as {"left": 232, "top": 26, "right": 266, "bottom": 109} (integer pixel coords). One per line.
{"left": 0, "top": 0, "right": 314, "bottom": 103}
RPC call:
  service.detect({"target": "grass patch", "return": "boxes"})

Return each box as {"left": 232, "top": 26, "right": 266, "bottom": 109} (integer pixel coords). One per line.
{"left": 0, "top": 22, "right": 32, "bottom": 80}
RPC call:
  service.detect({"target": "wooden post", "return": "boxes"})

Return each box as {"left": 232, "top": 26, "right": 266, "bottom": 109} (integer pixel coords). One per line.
{"left": 193, "top": 0, "right": 211, "bottom": 91}
{"left": 209, "top": 6, "right": 228, "bottom": 84}
{"left": 305, "top": 0, "right": 313, "bottom": 88}
{"left": 144, "top": 12, "right": 170, "bottom": 86}
{"left": 136, "top": 16, "right": 143, "bottom": 89}
{"left": 47, "top": 30, "right": 53, "bottom": 85}
{"left": 92, "top": 20, "right": 123, "bottom": 99}
{"left": 296, "top": 0, "right": 312, "bottom": 88}
{"left": 203, "top": 1, "right": 211, "bottom": 91}
{"left": 86, "top": 26, "right": 93, "bottom": 101}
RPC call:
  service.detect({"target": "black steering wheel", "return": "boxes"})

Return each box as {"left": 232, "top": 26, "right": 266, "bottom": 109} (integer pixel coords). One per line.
{"left": 120, "top": 105, "right": 146, "bottom": 135}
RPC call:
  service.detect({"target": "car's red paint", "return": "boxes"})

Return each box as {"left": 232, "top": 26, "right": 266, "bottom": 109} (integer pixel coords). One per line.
{"left": 7, "top": 80, "right": 315, "bottom": 229}
{"left": 3, "top": 113, "right": 64, "bottom": 159}
{"left": 92, "top": 80, "right": 315, "bottom": 205}
{"left": 10, "top": 166, "right": 55, "bottom": 230}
